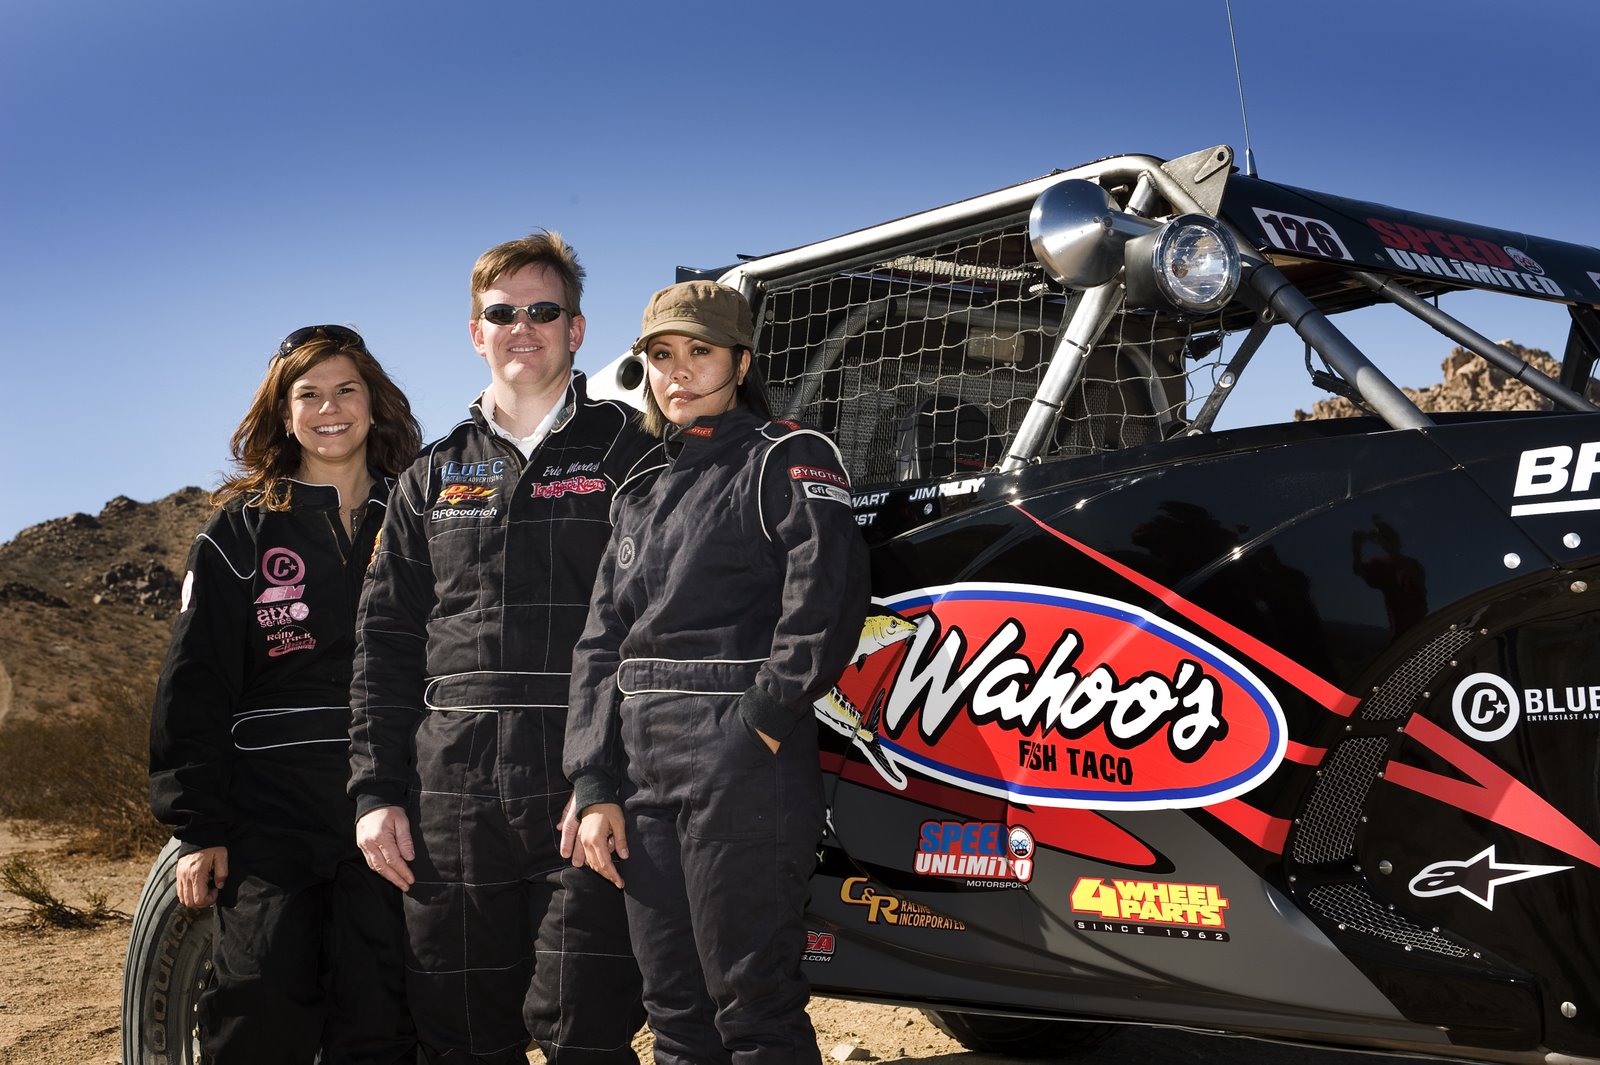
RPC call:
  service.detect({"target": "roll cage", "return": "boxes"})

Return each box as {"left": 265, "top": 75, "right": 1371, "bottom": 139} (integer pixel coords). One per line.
{"left": 657, "top": 146, "right": 1600, "bottom": 490}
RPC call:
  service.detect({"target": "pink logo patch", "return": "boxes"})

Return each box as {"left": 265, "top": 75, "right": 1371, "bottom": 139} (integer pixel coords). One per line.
{"left": 265, "top": 627, "right": 316, "bottom": 657}
{"left": 529, "top": 477, "right": 606, "bottom": 499}
{"left": 262, "top": 548, "right": 306, "bottom": 587}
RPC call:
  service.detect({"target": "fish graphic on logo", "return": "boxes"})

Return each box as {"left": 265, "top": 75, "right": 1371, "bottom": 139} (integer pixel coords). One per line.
{"left": 438, "top": 484, "right": 497, "bottom": 506}
{"left": 813, "top": 609, "right": 923, "bottom": 789}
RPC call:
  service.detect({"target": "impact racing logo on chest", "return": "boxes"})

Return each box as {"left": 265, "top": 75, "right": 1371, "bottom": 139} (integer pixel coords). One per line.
{"left": 830, "top": 583, "right": 1286, "bottom": 809}
{"left": 529, "top": 476, "right": 606, "bottom": 499}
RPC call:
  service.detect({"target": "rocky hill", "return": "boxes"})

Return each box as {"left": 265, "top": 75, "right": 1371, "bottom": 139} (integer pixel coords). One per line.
{"left": 1295, "top": 341, "right": 1594, "bottom": 419}
{"left": 0, "top": 488, "right": 211, "bottom": 724}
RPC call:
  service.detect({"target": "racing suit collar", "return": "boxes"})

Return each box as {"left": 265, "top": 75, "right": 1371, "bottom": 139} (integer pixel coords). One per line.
{"left": 663, "top": 405, "right": 763, "bottom": 462}
{"left": 282, "top": 474, "right": 389, "bottom": 512}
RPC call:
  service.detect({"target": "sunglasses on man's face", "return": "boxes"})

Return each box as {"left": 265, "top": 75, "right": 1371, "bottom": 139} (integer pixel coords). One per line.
{"left": 275, "top": 324, "right": 367, "bottom": 360}
{"left": 480, "top": 302, "right": 568, "bottom": 327}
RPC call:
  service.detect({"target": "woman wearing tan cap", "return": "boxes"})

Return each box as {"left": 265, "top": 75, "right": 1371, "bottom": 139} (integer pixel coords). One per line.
{"left": 564, "top": 281, "right": 870, "bottom": 1063}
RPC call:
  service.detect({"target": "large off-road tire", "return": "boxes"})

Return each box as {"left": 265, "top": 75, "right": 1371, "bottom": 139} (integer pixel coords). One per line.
{"left": 121, "top": 837, "right": 215, "bottom": 1064}
{"left": 921, "top": 1010, "right": 1117, "bottom": 1059}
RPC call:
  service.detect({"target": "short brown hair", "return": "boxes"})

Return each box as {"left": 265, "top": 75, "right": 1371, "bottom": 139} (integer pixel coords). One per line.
{"left": 214, "top": 334, "right": 423, "bottom": 509}
{"left": 470, "top": 230, "right": 585, "bottom": 320}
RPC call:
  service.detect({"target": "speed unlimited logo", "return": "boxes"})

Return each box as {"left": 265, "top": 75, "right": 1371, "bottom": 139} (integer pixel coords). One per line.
{"left": 915, "top": 821, "right": 1034, "bottom": 886}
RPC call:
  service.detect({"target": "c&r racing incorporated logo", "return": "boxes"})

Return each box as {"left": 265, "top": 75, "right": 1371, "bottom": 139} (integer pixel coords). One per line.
{"left": 840, "top": 877, "right": 965, "bottom": 931}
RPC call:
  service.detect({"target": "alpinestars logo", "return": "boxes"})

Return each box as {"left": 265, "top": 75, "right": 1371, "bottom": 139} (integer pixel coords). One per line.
{"left": 1409, "top": 845, "right": 1571, "bottom": 910}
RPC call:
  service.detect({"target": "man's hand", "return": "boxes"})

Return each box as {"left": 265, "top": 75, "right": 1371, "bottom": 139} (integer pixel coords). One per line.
{"left": 576, "top": 804, "right": 628, "bottom": 889}
{"left": 176, "top": 846, "right": 227, "bottom": 909}
{"left": 356, "top": 805, "right": 416, "bottom": 891}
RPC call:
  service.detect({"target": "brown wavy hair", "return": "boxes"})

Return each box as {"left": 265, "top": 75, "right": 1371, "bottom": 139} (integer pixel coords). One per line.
{"left": 213, "top": 331, "right": 423, "bottom": 509}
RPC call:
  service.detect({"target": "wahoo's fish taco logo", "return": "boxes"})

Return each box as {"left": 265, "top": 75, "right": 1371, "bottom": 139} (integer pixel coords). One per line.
{"left": 826, "top": 583, "right": 1286, "bottom": 810}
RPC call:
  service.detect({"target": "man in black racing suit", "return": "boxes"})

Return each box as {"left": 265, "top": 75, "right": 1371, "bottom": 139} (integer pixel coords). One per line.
{"left": 349, "top": 232, "right": 654, "bottom": 1064}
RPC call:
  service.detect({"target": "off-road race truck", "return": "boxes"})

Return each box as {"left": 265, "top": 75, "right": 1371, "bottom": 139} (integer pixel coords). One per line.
{"left": 126, "top": 145, "right": 1600, "bottom": 1064}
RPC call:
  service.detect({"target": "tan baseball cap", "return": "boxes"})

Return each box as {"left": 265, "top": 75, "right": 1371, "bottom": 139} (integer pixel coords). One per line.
{"left": 633, "top": 281, "right": 754, "bottom": 354}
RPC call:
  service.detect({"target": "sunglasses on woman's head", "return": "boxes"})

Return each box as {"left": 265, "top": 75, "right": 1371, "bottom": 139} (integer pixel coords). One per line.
{"left": 275, "top": 324, "right": 368, "bottom": 360}
{"left": 480, "top": 302, "right": 568, "bottom": 326}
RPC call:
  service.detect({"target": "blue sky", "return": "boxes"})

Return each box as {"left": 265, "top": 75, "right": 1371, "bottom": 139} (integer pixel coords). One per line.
{"left": 3, "top": 0, "right": 1596, "bottom": 542}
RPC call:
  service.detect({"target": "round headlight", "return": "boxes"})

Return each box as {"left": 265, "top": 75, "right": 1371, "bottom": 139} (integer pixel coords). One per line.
{"left": 1151, "top": 216, "right": 1240, "bottom": 313}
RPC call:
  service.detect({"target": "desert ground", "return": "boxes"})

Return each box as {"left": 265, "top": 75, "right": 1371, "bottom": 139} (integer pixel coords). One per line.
{"left": 0, "top": 818, "right": 997, "bottom": 1064}
{"left": 0, "top": 819, "right": 1428, "bottom": 1065}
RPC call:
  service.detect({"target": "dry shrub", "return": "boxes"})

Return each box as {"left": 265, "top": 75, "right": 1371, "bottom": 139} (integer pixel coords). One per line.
{"left": 0, "top": 855, "right": 121, "bottom": 928}
{"left": 0, "top": 671, "right": 167, "bottom": 859}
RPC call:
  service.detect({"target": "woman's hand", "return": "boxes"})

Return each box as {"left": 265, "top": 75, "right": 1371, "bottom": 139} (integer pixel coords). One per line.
{"left": 576, "top": 804, "right": 628, "bottom": 890}
{"left": 356, "top": 806, "right": 416, "bottom": 891}
{"left": 757, "top": 728, "right": 780, "bottom": 753}
{"left": 557, "top": 794, "right": 581, "bottom": 863}
{"left": 176, "top": 846, "right": 228, "bottom": 909}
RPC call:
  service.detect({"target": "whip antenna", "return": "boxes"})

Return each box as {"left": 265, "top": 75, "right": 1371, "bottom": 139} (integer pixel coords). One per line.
{"left": 1224, "top": 0, "right": 1257, "bottom": 177}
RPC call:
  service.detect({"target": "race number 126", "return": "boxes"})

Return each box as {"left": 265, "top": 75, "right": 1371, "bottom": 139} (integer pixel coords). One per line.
{"left": 1252, "top": 208, "right": 1353, "bottom": 261}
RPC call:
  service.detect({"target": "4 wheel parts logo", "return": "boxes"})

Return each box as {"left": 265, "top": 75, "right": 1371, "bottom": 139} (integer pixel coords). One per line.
{"left": 1070, "top": 877, "right": 1230, "bottom": 941}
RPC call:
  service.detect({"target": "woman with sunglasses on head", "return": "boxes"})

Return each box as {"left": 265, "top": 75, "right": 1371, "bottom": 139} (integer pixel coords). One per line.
{"left": 149, "top": 325, "right": 423, "bottom": 1065}
{"left": 564, "top": 282, "right": 869, "bottom": 1064}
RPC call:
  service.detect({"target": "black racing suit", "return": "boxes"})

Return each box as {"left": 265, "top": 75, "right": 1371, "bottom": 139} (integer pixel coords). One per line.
{"left": 565, "top": 407, "right": 870, "bottom": 1065}
{"left": 350, "top": 374, "right": 657, "bottom": 1064}
{"left": 149, "top": 479, "right": 412, "bottom": 1065}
